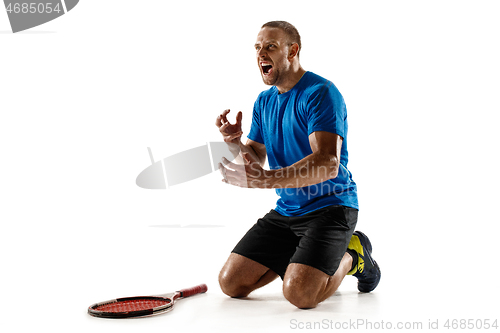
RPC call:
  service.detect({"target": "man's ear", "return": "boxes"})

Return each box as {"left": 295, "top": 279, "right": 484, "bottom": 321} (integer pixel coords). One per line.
{"left": 288, "top": 43, "right": 300, "bottom": 59}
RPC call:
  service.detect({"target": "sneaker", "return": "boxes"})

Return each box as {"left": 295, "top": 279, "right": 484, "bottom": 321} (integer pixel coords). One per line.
{"left": 347, "top": 231, "right": 381, "bottom": 292}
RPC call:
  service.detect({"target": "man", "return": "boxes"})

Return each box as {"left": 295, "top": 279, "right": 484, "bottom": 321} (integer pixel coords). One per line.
{"left": 215, "top": 21, "right": 381, "bottom": 309}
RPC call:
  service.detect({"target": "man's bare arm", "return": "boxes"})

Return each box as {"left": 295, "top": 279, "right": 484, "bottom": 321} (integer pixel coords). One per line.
{"left": 239, "top": 139, "right": 267, "bottom": 168}
{"left": 220, "top": 131, "right": 342, "bottom": 189}
{"left": 268, "top": 131, "right": 341, "bottom": 188}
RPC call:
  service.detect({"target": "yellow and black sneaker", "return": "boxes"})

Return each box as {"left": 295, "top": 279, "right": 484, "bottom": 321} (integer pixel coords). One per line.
{"left": 347, "top": 231, "right": 381, "bottom": 292}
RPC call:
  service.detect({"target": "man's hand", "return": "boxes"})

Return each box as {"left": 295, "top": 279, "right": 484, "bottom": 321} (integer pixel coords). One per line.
{"left": 218, "top": 152, "right": 271, "bottom": 188}
{"left": 215, "top": 109, "right": 243, "bottom": 144}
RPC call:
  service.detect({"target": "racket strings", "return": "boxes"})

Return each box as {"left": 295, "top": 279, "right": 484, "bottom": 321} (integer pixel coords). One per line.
{"left": 95, "top": 298, "right": 170, "bottom": 313}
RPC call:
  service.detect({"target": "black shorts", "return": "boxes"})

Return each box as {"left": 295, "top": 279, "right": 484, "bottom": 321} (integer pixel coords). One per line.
{"left": 232, "top": 205, "right": 358, "bottom": 279}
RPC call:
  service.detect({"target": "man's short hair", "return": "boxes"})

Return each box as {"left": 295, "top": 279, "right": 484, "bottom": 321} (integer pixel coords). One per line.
{"left": 261, "top": 21, "right": 301, "bottom": 57}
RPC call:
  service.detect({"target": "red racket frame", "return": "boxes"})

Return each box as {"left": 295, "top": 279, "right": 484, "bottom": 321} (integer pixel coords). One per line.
{"left": 88, "top": 284, "right": 207, "bottom": 319}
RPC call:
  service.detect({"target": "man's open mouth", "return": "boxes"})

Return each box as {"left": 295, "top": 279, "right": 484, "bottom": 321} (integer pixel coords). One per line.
{"left": 261, "top": 63, "right": 273, "bottom": 75}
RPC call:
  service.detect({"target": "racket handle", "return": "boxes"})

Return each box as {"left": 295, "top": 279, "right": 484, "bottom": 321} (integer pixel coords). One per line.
{"left": 178, "top": 284, "right": 208, "bottom": 298}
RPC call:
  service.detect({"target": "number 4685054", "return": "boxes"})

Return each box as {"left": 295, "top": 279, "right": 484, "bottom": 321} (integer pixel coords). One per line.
{"left": 6, "top": 2, "right": 62, "bottom": 14}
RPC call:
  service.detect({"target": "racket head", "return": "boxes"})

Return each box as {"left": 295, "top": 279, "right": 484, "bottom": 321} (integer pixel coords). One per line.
{"left": 88, "top": 295, "right": 176, "bottom": 319}
{"left": 88, "top": 284, "right": 207, "bottom": 319}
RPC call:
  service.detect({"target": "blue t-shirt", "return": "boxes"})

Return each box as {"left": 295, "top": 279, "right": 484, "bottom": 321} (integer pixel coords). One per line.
{"left": 248, "top": 71, "right": 358, "bottom": 216}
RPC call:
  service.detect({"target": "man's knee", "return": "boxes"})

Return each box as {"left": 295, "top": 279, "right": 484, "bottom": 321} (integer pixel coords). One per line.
{"left": 283, "top": 264, "right": 339, "bottom": 309}
{"left": 218, "top": 266, "right": 249, "bottom": 298}
{"left": 219, "top": 254, "right": 251, "bottom": 297}
{"left": 219, "top": 253, "right": 279, "bottom": 298}
{"left": 283, "top": 279, "right": 320, "bottom": 309}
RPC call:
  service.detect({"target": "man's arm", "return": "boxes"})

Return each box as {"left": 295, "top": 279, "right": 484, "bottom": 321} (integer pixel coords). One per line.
{"left": 220, "top": 131, "right": 342, "bottom": 188}
{"left": 270, "top": 131, "right": 341, "bottom": 188}
{"left": 239, "top": 139, "right": 267, "bottom": 168}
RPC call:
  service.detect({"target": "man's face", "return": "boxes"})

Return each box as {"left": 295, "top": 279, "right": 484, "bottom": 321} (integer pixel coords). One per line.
{"left": 255, "top": 27, "right": 292, "bottom": 86}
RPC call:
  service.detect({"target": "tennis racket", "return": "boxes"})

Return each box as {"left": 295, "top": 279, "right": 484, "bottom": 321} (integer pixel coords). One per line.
{"left": 88, "top": 284, "right": 207, "bottom": 319}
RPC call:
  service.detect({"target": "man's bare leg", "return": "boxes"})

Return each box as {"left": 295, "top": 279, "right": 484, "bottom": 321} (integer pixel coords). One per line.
{"left": 219, "top": 253, "right": 279, "bottom": 297}
{"left": 283, "top": 252, "right": 353, "bottom": 309}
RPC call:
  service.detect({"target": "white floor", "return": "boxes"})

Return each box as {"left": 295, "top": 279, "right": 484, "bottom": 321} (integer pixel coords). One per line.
{"left": 3, "top": 217, "right": 498, "bottom": 333}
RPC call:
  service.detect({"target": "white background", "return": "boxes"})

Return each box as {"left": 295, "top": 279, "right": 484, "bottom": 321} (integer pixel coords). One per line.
{"left": 1, "top": 1, "right": 499, "bottom": 332}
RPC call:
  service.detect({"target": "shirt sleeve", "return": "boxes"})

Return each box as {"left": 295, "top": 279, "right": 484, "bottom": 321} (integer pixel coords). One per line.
{"left": 306, "top": 80, "right": 347, "bottom": 139}
{"left": 247, "top": 97, "right": 265, "bottom": 144}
